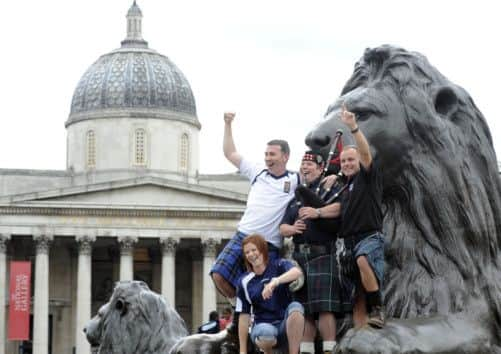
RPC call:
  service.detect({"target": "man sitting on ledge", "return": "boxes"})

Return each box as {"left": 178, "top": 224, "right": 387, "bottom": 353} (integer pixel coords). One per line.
{"left": 337, "top": 103, "right": 386, "bottom": 328}
{"left": 210, "top": 111, "right": 299, "bottom": 339}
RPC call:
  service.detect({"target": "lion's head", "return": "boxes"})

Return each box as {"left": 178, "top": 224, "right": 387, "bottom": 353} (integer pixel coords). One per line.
{"left": 84, "top": 280, "right": 189, "bottom": 354}
{"left": 306, "top": 45, "right": 501, "bottom": 336}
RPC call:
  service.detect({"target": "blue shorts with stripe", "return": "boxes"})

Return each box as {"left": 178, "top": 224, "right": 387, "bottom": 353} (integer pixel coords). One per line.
{"left": 210, "top": 231, "right": 280, "bottom": 289}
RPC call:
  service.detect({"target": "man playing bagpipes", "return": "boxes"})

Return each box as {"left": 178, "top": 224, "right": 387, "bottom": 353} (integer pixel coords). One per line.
{"left": 279, "top": 150, "right": 354, "bottom": 354}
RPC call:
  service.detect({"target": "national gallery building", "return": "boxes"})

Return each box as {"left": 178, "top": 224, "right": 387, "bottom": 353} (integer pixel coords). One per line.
{"left": 0, "top": 3, "right": 249, "bottom": 354}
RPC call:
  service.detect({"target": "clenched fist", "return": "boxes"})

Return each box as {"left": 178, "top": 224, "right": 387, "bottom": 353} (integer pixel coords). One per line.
{"left": 224, "top": 111, "right": 236, "bottom": 124}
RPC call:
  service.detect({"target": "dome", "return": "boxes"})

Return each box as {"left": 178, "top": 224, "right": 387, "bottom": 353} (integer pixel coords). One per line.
{"left": 66, "top": 1, "right": 199, "bottom": 128}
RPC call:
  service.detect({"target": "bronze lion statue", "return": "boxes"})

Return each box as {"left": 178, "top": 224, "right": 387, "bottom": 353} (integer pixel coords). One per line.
{"left": 84, "top": 281, "right": 189, "bottom": 354}
{"left": 306, "top": 45, "right": 501, "bottom": 353}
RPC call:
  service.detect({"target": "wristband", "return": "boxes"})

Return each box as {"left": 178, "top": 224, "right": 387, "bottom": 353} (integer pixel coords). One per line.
{"left": 351, "top": 126, "right": 359, "bottom": 134}
{"left": 316, "top": 208, "right": 322, "bottom": 218}
{"left": 272, "top": 277, "right": 280, "bottom": 287}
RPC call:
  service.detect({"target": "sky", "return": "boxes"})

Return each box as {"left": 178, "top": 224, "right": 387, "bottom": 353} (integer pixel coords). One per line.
{"left": 0, "top": 0, "right": 499, "bottom": 174}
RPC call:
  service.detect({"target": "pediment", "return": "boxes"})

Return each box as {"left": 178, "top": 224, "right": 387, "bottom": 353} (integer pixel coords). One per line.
{"left": 4, "top": 176, "right": 247, "bottom": 208}
{"left": 45, "top": 184, "right": 244, "bottom": 207}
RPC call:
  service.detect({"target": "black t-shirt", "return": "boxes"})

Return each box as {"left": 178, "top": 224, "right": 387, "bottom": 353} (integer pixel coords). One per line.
{"left": 281, "top": 179, "right": 340, "bottom": 245}
{"left": 339, "top": 162, "right": 383, "bottom": 237}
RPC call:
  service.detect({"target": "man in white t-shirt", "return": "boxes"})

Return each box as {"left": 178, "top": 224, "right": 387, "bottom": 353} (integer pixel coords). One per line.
{"left": 210, "top": 112, "right": 299, "bottom": 306}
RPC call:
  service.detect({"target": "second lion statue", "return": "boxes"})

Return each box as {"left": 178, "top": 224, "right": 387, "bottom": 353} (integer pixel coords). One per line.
{"left": 85, "top": 280, "right": 237, "bottom": 354}
{"left": 85, "top": 281, "right": 189, "bottom": 354}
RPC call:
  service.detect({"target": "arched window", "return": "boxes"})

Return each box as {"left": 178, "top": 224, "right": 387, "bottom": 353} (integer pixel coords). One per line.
{"left": 134, "top": 128, "right": 147, "bottom": 166}
{"left": 86, "top": 130, "right": 96, "bottom": 168}
{"left": 180, "top": 133, "right": 189, "bottom": 172}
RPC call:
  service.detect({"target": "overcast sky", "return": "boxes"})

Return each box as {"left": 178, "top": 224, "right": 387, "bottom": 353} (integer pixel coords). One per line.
{"left": 0, "top": 0, "right": 499, "bottom": 174}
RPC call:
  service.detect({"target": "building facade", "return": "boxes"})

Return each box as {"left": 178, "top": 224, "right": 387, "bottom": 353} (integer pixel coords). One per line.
{"left": 0, "top": 2, "right": 249, "bottom": 354}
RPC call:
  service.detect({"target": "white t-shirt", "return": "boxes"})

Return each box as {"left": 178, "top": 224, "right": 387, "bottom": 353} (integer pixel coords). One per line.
{"left": 237, "top": 157, "right": 299, "bottom": 248}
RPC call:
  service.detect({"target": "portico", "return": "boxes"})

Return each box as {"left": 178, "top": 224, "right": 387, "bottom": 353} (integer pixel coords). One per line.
{"left": 0, "top": 201, "right": 241, "bottom": 354}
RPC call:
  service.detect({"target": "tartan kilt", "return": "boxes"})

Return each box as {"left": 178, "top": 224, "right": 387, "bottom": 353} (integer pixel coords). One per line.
{"left": 293, "top": 251, "right": 354, "bottom": 316}
{"left": 210, "top": 231, "right": 247, "bottom": 288}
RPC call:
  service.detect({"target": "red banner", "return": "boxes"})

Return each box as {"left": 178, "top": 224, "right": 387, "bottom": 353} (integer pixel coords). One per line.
{"left": 8, "top": 261, "right": 31, "bottom": 341}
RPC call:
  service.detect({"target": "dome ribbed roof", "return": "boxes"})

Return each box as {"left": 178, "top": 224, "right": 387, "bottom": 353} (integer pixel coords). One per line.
{"left": 66, "top": 1, "right": 198, "bottom": 128}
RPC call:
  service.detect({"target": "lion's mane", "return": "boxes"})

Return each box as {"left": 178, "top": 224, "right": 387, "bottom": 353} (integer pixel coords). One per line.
{"left": 85, "top": 281, "right": 188, "bottom": 354}
{"left": 309, "top": 45, "right": 501, "bottom": 339}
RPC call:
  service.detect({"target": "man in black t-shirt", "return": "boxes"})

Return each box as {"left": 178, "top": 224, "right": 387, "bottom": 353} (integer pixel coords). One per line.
{"left": 337, "top": 103, "right": 385, "bottom": 329}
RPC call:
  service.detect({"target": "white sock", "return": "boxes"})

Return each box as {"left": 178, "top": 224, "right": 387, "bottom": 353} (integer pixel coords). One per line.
{"left": 227, "top": 297, "right": 236, "bottom": 307}
{"left": 300, "top": 341, "right": 315, "bottom": 353}
{"left": 323, "top": 340, "right": 337, "bottom": 352}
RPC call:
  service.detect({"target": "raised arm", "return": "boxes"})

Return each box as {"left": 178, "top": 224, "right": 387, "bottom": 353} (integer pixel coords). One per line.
{"left": 341, "top": 103, "right": 372, "bottom": 169}
{"left": 223, "top": 112, "right": 243, "bottom": 168}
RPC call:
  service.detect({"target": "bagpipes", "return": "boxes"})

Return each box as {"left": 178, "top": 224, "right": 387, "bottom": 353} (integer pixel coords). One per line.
{"left": 295, "top": 131, "right": 359, "bottom": 279}
{"left": 295, "top": 130, "right": 347, "bottom": 232}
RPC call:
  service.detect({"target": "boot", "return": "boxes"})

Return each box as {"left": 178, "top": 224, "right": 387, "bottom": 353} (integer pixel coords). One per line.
{"left": 221, "top": 320, "right": 239, "bottom": 354}
{"left": 225, "top": 312, "right": 239, "bottom": 342}
{"left": 368, "top": 304, "right": 385, "bottom": 328}
{"left": 366, "top": 291, "right": 385, "bottom": 328}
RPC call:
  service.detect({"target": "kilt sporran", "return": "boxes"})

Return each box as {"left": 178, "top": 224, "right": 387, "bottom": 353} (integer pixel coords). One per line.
{"left": 336, "top": 238, "right": 357, "bottom": 280}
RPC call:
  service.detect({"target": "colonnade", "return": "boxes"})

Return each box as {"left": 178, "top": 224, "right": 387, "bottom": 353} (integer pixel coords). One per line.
{"left": 0, "top": 234, "right": 220, "bottom": 354}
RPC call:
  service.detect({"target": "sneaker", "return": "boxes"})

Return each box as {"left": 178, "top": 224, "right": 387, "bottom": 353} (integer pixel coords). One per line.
{"left": 226, "top": 297, "right": 236, "bottom": 307}
{"left": 367, "top": 305, "right": 385, "bottom": 328}
{"left": 323, "top": 340, "right": 337, "bottom": 354}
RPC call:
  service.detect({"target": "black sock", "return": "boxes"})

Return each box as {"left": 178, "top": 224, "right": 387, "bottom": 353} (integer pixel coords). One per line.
{"left": 231, "top": 311, "right": 239, "bottom": 329}
{"left": 366, "top": 291, "right": 382, "bottom": 312}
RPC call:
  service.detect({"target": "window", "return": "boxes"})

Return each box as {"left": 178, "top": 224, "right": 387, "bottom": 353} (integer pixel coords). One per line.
{"left": 134, "top": 128, "right": 147, "bottom": 166}
{"left": 180, "top": 133, "right": 189, "bottom": 172}
{"left": 86, "top": 130, "right": 96, "bottom": 168}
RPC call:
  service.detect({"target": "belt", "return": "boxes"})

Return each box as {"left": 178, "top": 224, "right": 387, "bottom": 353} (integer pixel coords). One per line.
{"left": 294, "top": 243, "right": 331, "bottom": 255}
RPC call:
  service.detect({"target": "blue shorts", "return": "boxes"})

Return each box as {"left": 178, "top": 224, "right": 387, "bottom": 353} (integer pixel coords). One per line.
{"left": 353, "top": 232, "right": 385, "bottom": 288}
{"left": 250, "top": 301, "right": 304, "bottom": 348}
{"left": 210, "top": 231, "right": 280, "bottom": 288}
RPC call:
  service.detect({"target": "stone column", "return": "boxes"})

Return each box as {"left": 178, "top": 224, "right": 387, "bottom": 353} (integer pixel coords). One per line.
{"left": 160, "top": 237, "right": 178, "bottom": 307}
{"left": 201, "top": 238, "right": 219, "bottom": 319}
{"left": 75, "top": 235, "right": 95, "bottom": 354}
{"left": 118, "top": 236, "right": 137, "bottom": 281}
{"left": 0, "top": 234, "right": 10, "bottom": 354}
{"left": 191, "top": 259, "right": 203, "bottom": 332}
{"left": 33, "top": 233, "right": 53, "bottom": 354}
